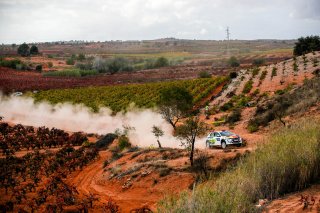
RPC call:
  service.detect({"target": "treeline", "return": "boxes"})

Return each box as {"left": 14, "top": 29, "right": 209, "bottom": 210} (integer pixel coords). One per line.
{"left": 294, "top": 35, "right": 320, "bottom": 56}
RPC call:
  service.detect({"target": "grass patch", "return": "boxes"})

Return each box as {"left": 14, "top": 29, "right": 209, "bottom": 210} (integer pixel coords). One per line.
{"left": 158, "top": 119, "right": 320, "bottom": 212}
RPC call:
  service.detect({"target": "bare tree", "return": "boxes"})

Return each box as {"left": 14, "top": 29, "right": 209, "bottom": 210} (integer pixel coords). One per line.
{"left": 152, "top": 125, "right": 164, "bottom": 148}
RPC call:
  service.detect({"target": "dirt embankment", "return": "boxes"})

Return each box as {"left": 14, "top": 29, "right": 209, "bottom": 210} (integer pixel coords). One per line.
{"left": 265, "top": 185, "right": 320, "bottom": 213}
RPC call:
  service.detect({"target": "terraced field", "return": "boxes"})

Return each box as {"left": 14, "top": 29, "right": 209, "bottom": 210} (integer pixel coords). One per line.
{"left": 32, "top": 77, "right": 228, "bottom": 112}
{"left": 211, "top": 52, "right": 320, "bottom": 107}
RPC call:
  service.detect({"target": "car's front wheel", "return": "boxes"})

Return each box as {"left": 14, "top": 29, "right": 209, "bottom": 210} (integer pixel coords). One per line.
{"left": 221, "top": 141, "right": 227, "bottom": 149}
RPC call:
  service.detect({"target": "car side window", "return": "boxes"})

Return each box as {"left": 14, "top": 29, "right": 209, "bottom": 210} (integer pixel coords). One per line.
{"left": 210, "top": 133, "right": 214, "bottom": 137}
{"left": 214, "top": 132, "right": 221, "bottom": 137}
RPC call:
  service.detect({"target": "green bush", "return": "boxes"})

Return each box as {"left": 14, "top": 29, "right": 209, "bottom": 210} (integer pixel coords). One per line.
{"left": 30, "top": 45, "right": 39, "bottom": 55}
{"left": 66, "top": 58, "right": 75, "bottom": 65}
{"left": 48, "top": 62, "right": 53, "bottom": 68}
{"left": 118, "top": 136, "right": 131, "bottom": 150}
{"left": 75, "top": 62, "right": 93, "bottom": 70}
{"left": 0, "top": 58, "right": 23, "bottom": 69}
{"left": 107, "top": 57, "right": 133, "bottom": 74}
{"left": 17, "top": 43, "right": 30, "bottom": 56}
{"left": 242, "top": 80, "right": 253, "bottom": 94}
{"left": 198, "top": 71, "right": 211, "bottom": 78}
{"left": 259, "top": 70, "right": 267, "bottom": 81}
{"left": 228, "top": 56, "right": 240, "bottom": 67}
{"left": 251, "top": 67, "right": 260, "bottom": 77}
{"left": 154, "top": 57, "right": 169, "bottom": 68}
{"left": 227, "top": 108, "right": 242, "bottom": 123}
{"left": 229, "top": 71, "right": 238, "bottom": 79}
{"left": 247, "top": 120, "right": 259, "bottom": 132}
{"left": 159, "top": 119, "right": 320, "bottom": 212}
{"left": 77, "top": 53, "right": 85, "bottom": 61}
{"left": 35, "top": 64, "right": 42, "bottom": 72}
{"left": 220, "top": 102, "right": 234, "bottom": 111}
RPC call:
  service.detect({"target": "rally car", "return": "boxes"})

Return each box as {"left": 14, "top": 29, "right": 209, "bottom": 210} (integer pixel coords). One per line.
{"left": 205, "top": 130, "right": 242, "bottom": 149}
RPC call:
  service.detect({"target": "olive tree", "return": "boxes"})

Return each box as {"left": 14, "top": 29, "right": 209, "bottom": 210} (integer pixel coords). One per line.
{"left": 30, "top": 45, "right": 39, "bottom": 55}
{"left": 17, "top": 43, "right": 30, "bottom": 56}
{"left": 152, "top": 125, "right": 164, "bottom": 148}
{"left": 175, "top": 116, "right": 207, "bottom": 166}
{"left": 158, "top": 86, "right": 193, "bottom": 130}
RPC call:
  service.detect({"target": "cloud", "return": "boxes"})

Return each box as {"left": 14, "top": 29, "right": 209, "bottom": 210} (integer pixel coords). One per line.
{"left": 0, "top": 0, "right": 319, "bottom": 43}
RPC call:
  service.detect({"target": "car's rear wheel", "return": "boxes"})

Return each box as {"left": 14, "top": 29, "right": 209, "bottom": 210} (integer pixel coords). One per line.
{"left": 221, "top": 141, "right": 227, "bottom": 149}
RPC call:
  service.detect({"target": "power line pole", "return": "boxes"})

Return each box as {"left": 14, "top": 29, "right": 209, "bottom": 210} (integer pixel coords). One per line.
{"left": 226, "top": 27, "right": 230, "bottom": 56}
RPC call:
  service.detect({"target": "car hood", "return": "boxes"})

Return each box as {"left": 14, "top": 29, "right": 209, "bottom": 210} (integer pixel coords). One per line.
{"left": 227, "top": 135, "right": 239, "bottom": 139}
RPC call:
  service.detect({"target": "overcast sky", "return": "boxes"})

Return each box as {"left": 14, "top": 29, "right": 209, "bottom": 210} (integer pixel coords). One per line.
{"left": 0, "top": 0, "right": 319, "bottom": 44}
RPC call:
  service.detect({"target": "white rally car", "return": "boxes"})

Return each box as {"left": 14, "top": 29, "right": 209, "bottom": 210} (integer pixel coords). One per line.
{"left": 206, "top": 130, "right": 242, "bottom": 149}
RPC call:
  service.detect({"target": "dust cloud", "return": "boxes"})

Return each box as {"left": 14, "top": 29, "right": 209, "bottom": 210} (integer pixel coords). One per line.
{"left": 0, "top": 95, "right": 207, "bottom": 149}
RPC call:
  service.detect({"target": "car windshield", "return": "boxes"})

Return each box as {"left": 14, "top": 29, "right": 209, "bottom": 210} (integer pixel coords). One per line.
{"left": 220, "top": 131, "right": 234, "bottom": 136}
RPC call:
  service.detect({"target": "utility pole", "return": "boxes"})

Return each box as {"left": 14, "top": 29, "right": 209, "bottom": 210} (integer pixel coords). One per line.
{"left": 226, "top": 27, "right": 230, "bottom": 56}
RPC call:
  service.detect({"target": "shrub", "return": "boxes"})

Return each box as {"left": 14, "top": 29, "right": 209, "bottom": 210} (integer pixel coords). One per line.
{"left": 118, "top": 136, "right": 131, "bottom": 150}
{"left": 252, "top": 58, "right": 265, "bottom": 66}
{"left": 95, "top": 133, "right": 117, "bottom": 150}
{"left": 251, "top": 67, "right": 260, "bottom": 77}
{"left": 93, "top": 57, "right": 108, "bottom": 73}
{"left": 17, "top": 43, "right": 30, "bottom": 56}
{"left": 35, "top": 64, "right": 42, "bottom": 72}
{"left": 229, "top": 71, "right": 238, "bottom": 79}
{"left": 227, "top": 108, "right": 242, "bottom": 124}
{"left": 0, "top": 58, "right": 22, "bottom": 69}
{"left": 75, "top": 62, "right": 93, "bottom": 70}
{"left": 271, "top": 67, "right": 277, "bottom": 78}
{"left": 259, "top": 70, "right": 267, "bottom": 81}
{"left": 228, "top": 56, "right": 240, "bottom": 67}
{"left": 77, "top": 53, "right": 85, "bottom": 61}
{"left": 252, "top": 89, "right": 260, "bottom": 96}
{"left": 198, "top": 71, "right": 211, "bottom": 78}
{"left": 43, "top": 69, "right": 98, "bottom": 77}
{"left": 30, "top": 45, "right": 39, "bottom": 55}
{"left": 159, "top": 167, "right": 171, "bottom": 177}
{"left": 247, "top": 120, "right": 259, "bottom": 132}
{"left": 154, "top": 57, "right": 169, "bottom": 68}
{"left": 220, "top": 102, "right": 233, "bottom": 111}
{"left": 242, "top": 80, "right": 253, "bottom": 94}
{"left": 66, "top": 58, "right": 75, "bottom": 65}
{"left": 107, "top": 57, "right": 133, "bottom": 74}
{"left": 48, "top": 62, "right": 53, "bottom": 68}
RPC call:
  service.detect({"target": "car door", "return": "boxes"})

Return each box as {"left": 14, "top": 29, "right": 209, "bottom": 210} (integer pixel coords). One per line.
{"left": 208, "top": 132, "right": 216, "bottom": 144}
{"left": 214, "top": 132, "right": 222, "bottom": 145}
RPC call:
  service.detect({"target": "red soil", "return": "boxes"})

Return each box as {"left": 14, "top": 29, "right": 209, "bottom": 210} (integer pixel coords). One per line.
{"left": 265, "top": 185, "right": 320, "bottom": 213}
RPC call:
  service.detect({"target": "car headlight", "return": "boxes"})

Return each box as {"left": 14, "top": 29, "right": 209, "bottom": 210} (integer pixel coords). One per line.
{"left": 227, "top": 138, "right": 233, "bottom": 142}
